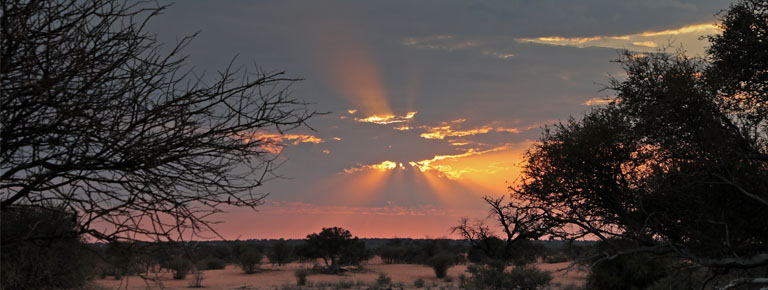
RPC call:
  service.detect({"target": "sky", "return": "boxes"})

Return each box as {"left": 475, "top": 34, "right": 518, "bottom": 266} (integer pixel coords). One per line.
{"left": 146, "top": 0, "right": 731, "bottom": 239}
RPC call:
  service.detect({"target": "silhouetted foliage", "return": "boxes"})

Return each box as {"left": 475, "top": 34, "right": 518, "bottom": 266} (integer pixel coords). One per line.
{"left": 1, "top": 0, "right": 317, "bottom": 243}
{"left": 170, "top": 255, "right": 193, "bottom": 279}
{"left": 585, "top": 240, "right": 677, "bottom": 290}
{"left": 453, "top": 196, "right": 552, "bottom": 288}
{"left": 0, "top": 206, "right": 95, "bottom": 289}
{"left": 507, "top": 0, "right": 768, "bottom": 287}
{"left": 268, "top": 240, "right": 296, "bottom": 267}
{"left": 198, "top": 257, "right": 227, "bottom": 270}
{"left": 239, "top": 248, "right": 263, "bottom": 274}
{"left": 427, "top": 254, "right": 455, "bottom": 278}
{"left": 300, "top": 227, "right": 370, "bottom": 273}
{"left": 462, "top": 261, "right": 552, "bottom": 290}
{"left": 294, "top": 268, "right": 310, "bottom": 286}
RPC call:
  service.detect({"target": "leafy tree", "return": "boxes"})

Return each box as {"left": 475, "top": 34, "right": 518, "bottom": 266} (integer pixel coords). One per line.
{"left": 508, "top": 0, "right": 768, "bottom": 287}
{"left": 239, "top": 249, "right": 263, "bottom": 274}
{"left": 1, "top": 0, "right": 317, "bottom": 243}
{"left": 0, "top": 206, "right": 95, "bottom": 289}
{"left": 267, "top": 240, "right": 295, "bottom": 267}
{"left": 302, "top": 227, "right": 368, "bottom": 273}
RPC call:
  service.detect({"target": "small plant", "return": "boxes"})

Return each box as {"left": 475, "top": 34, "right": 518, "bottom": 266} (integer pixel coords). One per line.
{"left": 189, "top": 267, "right": 204, "bottom": 288}
{"left": 376, "top": 273, "right": 392, "bottom": 286}
{"left": 427, "top": 254, "right": 455, "bottom": 278}
{"left": 444, "top": 275, "right": 453, "bottom": 283}
{"left": 458, "top": 273, "right": 468, "bottom": 288}
{"left": 170, "top": 256, "right": 192, "bottom": 280}
{"left": 414, "top": 278, "right": 425, "bottom": 288}
{"left": 294, "top": 268, "right": 309, "bottom": 286}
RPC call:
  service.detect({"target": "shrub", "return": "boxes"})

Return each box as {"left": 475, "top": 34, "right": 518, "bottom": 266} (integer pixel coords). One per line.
{"left": 189, "top": 267, "right": 204, "bottom": 288}
{"left": 586, "top": 251, "right": 674, "bottom": 290}
{"left": 375, "top": 273, "right": 392, "bottom": 286}
{"left": 414, "top": 278, "right": 425, "bottom": 288}
{"left": 170, "top": 256, "right": 192, "bottom": 280}
{"left": 427, "top": 254, "right": 455, "bottom": 278}
{"left": 239, "top": 249, "right": 263, "bottom": 274}
{"left": 463, "top": 262, "right": 552, "bottom": 290}
{"left": 1, "top": 206, "right": 96, "bottom": 289}
{"left": 199, "top": 257, "right": 227, "bottom": 270}
{"left": 294, "top": 268, "right": 309, "bottom": 286}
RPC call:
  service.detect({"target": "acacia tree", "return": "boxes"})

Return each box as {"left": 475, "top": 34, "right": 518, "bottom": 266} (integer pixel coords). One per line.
{"left": 0, "top": 0, "right": 317, "bottom": 242}
{"left": 453, "top": 196, "right": 553, "bottom": 289}
{"left": 302, "top": 227, "right": 368, "bottom": 273}
{"left": 507, "top": 1, "right": 767, "bottom": 288}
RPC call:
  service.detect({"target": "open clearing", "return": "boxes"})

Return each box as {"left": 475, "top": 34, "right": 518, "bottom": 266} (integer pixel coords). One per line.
{"left": 94, "top": 259, "right": 585, "bottom": 289}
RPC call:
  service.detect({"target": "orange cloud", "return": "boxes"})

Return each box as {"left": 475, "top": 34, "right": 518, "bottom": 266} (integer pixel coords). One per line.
{"left": 242, "top": 133, "right": 324, "bottom": 154}
{"left": 355, "top": 112, "right": 417, "bottom": 125}
{"left": 516, "top": 23, "right": 719, "bottom": 55}
{"left": 638, "top": 23, "right": 717, "bottom": 37}
{"left": 418, "top": 124, "right": 521, "bottom": 140}
{"left": 584, "top": 97, "right": 616, "bottom": 106}
{"left": 343, "top": 160, "right": 404, "bottom": 174}
{"left": 632, "top": 41, "right": 658, "bottom": 48}
{"left": 409, "top": 146, "right": 512, "bottom": 179}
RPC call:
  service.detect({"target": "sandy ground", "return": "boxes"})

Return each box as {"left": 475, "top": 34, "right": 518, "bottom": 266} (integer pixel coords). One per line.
{"left": 93, "top": 260, "right": 585, "bottom": 289}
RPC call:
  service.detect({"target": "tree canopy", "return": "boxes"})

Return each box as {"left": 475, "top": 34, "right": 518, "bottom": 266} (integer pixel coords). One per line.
{"left": 503, "top": 0, "right": 767, "bottom": 288}
{"left": 0, "top": 0, "right": 316, "bottom": 242}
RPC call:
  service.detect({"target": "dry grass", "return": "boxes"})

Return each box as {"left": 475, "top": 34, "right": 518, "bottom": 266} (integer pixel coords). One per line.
{"left": 93, "top": 260, "right": 585, "bottom": 289}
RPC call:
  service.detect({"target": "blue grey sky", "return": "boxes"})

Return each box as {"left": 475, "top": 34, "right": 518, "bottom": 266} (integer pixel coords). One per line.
{"left": 146, "top": 0, "right": 730, "bottom": 238}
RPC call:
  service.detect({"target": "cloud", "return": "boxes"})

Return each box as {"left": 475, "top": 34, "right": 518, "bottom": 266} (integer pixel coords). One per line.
{"left": 402, "top": 35, "right": 480, "bottom": 51}
{"left": 416, "top": 122, "right": 522, "bottom": 140}
{"left": 241, "top": 133, "right": 325, "bottom": 153}
{"left": 355, "top": 112, "right": 417, "bottom": 125}
{"left": 261, "top": 201, "right": 461, "bottom": 217}
{"left": 584, "top": 97, "right": 616, "bottom": 106}
{"left": 516, "top": 23, "right": 719, "bottom": 55}
{"left": 343, "top": 160, "right": 404, "bottom": 174}
{"left": 248, "top": 133, "right": 324, "bottom": 145}
{"left": 402, "top": 35, "right": 515, "bottom": 60}
{"left": 409, "top": 146, "right": 512, "bottom": 179}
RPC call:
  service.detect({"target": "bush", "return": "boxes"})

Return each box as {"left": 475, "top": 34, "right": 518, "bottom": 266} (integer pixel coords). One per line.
{"left": 427, "top": 254, "right": 455, "bottom": 278}
{"left": 294, "top": 268, "right": 309, "bottom": 286}
{"left": 586, "top": 249, "right": 674, "bottom": 290}
{"left": 199, "top": 257, "right": 227, "bottom": 270}
{"left": 0, "top": 206, "right": 95, "bottom": 289}
{"left": 375, "top": 273, "right": 392, "bottom": 286}
{"left": 414, "top": 278, "right": 425, "bottom": 288}
{"left": 239, "top": 249, "right": 263, "bottom": 274}
{"left": 463, "top": 262, "right": 552, "bottom": 290}
{"left": 170, "top": 256, "right": 192, "bottom": 280}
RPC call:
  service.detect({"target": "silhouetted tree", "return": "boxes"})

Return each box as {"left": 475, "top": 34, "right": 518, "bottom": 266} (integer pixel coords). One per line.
{"left": 267, "top": 240, "right": 295, "bottom": 267}
{"left": 453, "top": 196, "right": 552, "bottom": 289}
{"left": 303, "top": 227, "right": 368, "bottom": 273}
{"left": 0, "top": 0, "right": 317, "bottom": 243}
{"left": 239, "top": 249, "right": 263, "bottom": 274}
{"left": 0, "top": 206, "right": 95, "bottom": 289}
{"left": 508, "top": 1, "right": 768, "bottom": 288}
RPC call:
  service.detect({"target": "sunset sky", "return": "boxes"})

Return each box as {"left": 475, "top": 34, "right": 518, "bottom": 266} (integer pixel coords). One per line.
{"left": 148, "top": 0, "right": 730, "bottom": 239}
